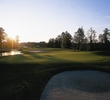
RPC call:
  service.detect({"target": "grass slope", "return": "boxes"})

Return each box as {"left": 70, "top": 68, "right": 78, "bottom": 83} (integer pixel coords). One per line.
{"left": 0, "top": 48, "right": 110, "bottom": 100}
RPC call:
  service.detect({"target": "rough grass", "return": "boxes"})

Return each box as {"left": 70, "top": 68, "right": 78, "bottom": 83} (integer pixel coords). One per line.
{"left": 0, "top": 48, "right": 110, "bottom": 100}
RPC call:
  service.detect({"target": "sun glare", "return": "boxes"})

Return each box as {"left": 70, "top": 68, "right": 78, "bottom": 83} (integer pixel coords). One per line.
{"left": 8, "top": 33, "right": 16, "bottom": 40}
{"left": 11, "top": 51, "right": 15, "bottom": 55}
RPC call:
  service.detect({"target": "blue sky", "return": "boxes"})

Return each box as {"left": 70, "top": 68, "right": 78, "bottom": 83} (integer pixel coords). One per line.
{"left": 0, "top": 0, "right": 110, "bottom": 42}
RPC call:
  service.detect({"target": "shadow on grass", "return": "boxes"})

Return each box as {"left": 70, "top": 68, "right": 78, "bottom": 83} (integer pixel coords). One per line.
{"left": 0, "top": 61, "right": 110, "bottom": 100}
{"left": 94, "top": 51, "right": 110, "bottom": 56}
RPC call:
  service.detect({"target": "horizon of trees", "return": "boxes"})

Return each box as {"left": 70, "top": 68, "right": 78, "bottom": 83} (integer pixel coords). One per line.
{"left": 47, "top": 27, "right": 110, "bottom": 51}
{"left": 0, "top": 26, "right": 110, "bottom": 53}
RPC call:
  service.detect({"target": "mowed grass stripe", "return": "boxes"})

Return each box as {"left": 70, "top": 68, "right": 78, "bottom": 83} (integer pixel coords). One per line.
{"left": 56, "top": 51, "right": 104, "bottom": 63}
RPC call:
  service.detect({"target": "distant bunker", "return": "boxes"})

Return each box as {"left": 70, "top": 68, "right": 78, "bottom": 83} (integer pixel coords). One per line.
{"left": 41, "top": 70, "right": 110, "bottom": 100}
{"left": 29, "top": 50, "right": 49, "bottom": 53}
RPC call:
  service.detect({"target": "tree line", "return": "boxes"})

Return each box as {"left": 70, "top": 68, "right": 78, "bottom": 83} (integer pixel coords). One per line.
{"left": 47, "top": 27, "right": 110, "bottom": 51}
{"left": 1, "top": 26, "right": 110, "bottom": 52}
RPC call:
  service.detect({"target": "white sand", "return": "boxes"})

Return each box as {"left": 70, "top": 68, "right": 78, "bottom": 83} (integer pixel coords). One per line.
{"left": 40, "top": 70, "right": 110, "bottom": 100}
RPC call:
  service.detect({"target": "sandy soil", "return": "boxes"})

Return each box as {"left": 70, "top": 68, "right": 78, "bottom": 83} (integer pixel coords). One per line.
{"left": 40, "top": 70, "right": 110, "bottom": 100}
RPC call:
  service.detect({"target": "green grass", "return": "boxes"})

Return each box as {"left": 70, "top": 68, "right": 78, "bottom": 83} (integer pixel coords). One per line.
{"left": 0, "top": 48, "right": 110, "bottom": 100}
{"left": 1, "top": 49, "right": 109, "bottom": 64}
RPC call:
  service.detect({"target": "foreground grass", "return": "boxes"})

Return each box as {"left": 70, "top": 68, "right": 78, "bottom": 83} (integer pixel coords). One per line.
{"left": 0, "top": 48, "right": 110, "bottom": 100}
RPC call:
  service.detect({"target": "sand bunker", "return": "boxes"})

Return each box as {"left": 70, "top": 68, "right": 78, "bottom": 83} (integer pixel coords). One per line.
{"left": 29, "top": 50, "right": 48, "bottom": 53}
{"left": 40, "top": 70, "right": 110, "bottom": 100}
